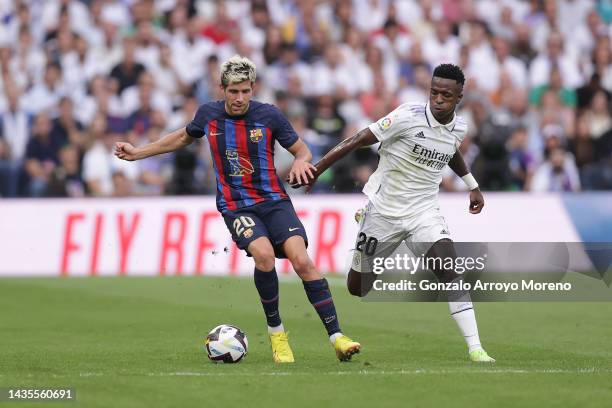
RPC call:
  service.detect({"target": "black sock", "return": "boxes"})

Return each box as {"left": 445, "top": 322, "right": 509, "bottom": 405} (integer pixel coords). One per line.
{"left": 254, "top": 267, "right": 281, "bottom": 327}
{"left": 303, "top": 278, "right": 341, "bottom": 336}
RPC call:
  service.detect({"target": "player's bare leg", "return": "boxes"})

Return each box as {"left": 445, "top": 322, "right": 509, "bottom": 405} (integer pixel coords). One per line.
{"left": 248, "top": 237, "right": 294, "bottom": 363}
{"left": 283, "top": 236, "right": 361, "bottom": 361}
{"left": 282, "top": 235, "right": 320, "bottom": 281}
{"left": 427, "top": 239, "right": 495, "bottom": 362}
{"left": 249, "top": 237, "right": 276, "bottom": 272}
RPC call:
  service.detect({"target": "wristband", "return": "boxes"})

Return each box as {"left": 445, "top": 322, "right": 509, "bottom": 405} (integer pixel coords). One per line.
{"left": 461, "top": 173, "right": 479, "bottom": 190}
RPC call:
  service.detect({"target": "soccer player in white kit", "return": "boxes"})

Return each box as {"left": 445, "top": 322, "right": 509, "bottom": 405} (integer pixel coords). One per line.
{"left": 295, "top": 64, "right": 495, "bottom": 362}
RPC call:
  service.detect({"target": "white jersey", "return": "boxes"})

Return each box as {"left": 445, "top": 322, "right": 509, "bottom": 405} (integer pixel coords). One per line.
{"left": 364, "top": 102, "right": 468, "bottom": 218}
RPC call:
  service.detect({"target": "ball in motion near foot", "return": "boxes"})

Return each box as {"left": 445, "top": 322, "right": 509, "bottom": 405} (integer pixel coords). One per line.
{"left": 205, "top": 324, "right": 248, "bottom": 363}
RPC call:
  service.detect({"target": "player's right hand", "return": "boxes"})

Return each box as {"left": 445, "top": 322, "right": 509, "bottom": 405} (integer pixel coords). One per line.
{"left": 287, "top": 169, "right": 318, "bottom": 191}
{"left": 115, "top": 142, "right": 138, "bottom": 161}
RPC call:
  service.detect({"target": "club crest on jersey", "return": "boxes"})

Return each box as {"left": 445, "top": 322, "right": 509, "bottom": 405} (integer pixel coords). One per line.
{"left": 378, "top": 116, "right": 393, "bottom": 131}
{"left": 226, "top": 150, "right": 254, "bottom": 177}
{"left": 249, "top": 128, "right": 264, "bottom": 142}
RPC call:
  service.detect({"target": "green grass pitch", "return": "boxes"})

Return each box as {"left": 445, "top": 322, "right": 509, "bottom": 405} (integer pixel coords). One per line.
{"left": 1, "top": 276, "right": 611, "bottom": 407}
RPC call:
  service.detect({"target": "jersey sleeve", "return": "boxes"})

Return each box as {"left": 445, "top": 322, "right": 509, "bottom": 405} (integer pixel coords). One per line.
{"left": 185, "top": 105, "right": 208, "bottom": 138}
{"left": 368, "top": 104, "right": 416, "bottom": 142}
{"left": 270, "top": 106, "right": 299, "bottom": 148}
{"left": 452, "top": 117, "right": 469, "bottom": 149}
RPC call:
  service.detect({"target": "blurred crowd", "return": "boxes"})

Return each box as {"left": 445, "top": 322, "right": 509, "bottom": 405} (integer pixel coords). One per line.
{"left": 1, "top": 0, "right": 612, "bottom": 198}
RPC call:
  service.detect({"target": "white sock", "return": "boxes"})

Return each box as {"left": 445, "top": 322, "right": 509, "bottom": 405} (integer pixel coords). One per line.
{"left": 329, "top": 332, "right": 343, "bottom": 344}
{"left": 449, "top": 302, "right": 482, "bottom": 353}
{"left": 267, "top": 323, "right": 285, "bottom": 334}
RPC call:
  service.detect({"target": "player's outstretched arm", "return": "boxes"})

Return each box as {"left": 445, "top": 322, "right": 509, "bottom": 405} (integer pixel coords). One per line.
{"left": 291, "top": 127, "right": 378, "bottom": 189}
{"left": 115, "top": 127, "right": 194, "bottom": 161}
{"left": 448, "top": 151, "right": 484, "bottom": 214}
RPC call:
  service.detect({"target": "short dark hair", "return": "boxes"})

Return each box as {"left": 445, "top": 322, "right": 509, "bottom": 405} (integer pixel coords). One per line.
{"left": 433, "top": 64, "right": 465, "bottom": 86}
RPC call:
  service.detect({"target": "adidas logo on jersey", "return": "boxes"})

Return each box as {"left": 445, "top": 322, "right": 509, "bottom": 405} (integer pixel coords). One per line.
{"left": 415, "top": 131, "right": 426, "bottom": 139}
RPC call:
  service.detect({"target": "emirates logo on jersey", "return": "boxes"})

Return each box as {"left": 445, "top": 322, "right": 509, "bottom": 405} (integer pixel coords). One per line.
{"left": 249, "top": 128, "right": 264, "bottom": 142}
{"left": 226, "top": 150, "right": 254, "bottom": 177}
{"left": 412, "top": 143, "right": 453, "bottom": 170}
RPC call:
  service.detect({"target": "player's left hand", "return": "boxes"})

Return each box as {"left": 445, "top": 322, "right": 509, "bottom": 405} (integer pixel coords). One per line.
{"left": 287, "top": 159, "right": 317, "bottom": 188}
{"left": 469, "top": 188, "right": 484, "bottom": 214}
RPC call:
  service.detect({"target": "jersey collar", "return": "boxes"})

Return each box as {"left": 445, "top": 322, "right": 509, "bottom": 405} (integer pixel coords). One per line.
{"left": 425, "top": 103, "right": 456, "bottom": 132}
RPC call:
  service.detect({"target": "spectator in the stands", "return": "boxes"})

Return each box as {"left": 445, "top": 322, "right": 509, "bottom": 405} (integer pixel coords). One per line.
{"left": 110, "top": 36, "right": 146, "bottom": 94}
{"left": 530, "top": 146, "right": 581, "bottom": 192}
{"left": 45, "top": 143, "right": 85, "bottom": 197}
{"left": 24, "top": 112, "right": 64, "bottom": 196}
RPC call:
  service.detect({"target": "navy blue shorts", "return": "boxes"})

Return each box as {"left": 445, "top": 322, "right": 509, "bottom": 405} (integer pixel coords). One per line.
{"left": 222, "top": 199, "right": 308, "bottom": 258}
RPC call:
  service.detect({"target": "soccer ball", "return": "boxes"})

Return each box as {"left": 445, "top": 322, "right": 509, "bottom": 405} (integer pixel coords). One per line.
{"left": 205, "top": 324, "right": 248, "bottom": 363}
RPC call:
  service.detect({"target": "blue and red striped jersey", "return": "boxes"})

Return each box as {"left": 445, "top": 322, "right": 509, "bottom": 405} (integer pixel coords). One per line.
{"left": 185, "top": 100, "right": 298, "bottom": 213}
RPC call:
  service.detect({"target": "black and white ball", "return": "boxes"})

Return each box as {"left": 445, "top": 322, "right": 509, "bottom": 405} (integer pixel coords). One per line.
{"left": 205, "top": 324, "right": 248, "bottom": 363}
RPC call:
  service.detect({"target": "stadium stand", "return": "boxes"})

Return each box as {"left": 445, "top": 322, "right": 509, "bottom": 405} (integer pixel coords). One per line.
{"left": 0, "top": 0, "right": 611, "bottom": 198}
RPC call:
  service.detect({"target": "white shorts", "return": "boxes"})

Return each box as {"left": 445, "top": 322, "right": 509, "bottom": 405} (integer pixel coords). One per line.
{"left": 351, "top": 201, "right": 452, "bottom": 273}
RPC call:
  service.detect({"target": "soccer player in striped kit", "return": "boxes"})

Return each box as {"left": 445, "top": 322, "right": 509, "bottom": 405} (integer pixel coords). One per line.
{"left": 115, "top": 55, "right": 360, "bottom": 363}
